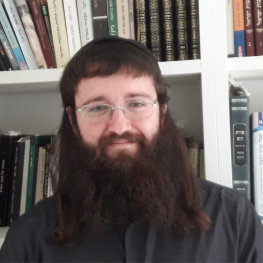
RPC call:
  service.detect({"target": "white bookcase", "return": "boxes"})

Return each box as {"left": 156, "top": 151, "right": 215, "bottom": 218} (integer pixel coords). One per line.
{"left": 1, "top": 0, "right": 263, "bottom": 247}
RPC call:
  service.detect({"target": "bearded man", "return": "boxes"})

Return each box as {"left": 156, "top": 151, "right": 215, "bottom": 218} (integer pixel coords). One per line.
{"left": 1, "top": 36, "right": 263, "bottom": 262}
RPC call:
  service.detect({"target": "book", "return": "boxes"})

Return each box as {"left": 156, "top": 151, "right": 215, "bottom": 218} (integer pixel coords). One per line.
{"left": 226, "top": 0, "right": 235, "bottom": 57}
{"left": 244, "top": 0, "right": 255, "bottom": 56}
{"left": 148, "top": 0, "right": 162, "bottom": 61}
{"left": 0, "top": 37, "right": 13, "bottom": 70}
{"left": 63, "top": 0, "right": 82, "bottom": 58}
{"left": 0, "top": 134, "right": 23, "bottom": 226}
{"left": 77, "top": 0, "right": 94, "bottom": 45}
{"left": 47, "top": 0, "right": 70, "bottom": 68}
{"left": 19, "top": 136, "right": 31, "bottom": 216}
{"left": 7, "top": 139, "right": 25, "bottom": 225}
{"left": 43, "top": 144, "right": 51, "bottom": 199}
{"left": 230, "top": 93, "right": 251, "bottom": 200}
{"left": 40, "top": 0, "right": 56, "bottom": 63}
{"left": 0, "top": 0, "right": 28, "bottom": 69}
{"left": 251, "top": 112, "right": 263, "bottom": 221}
{"left": 233, "top": 0, "right": 246, "bottom": 56}
{"left": 253, "top": 0, "right": 263, "bottom": 55}
{"left": 27, "top": 0, "right": 56, "bottom": 68}
{"left": 3, "top": 0, "right": 38, "bottom": 69}
{"left": 174, "top": 0, "right": 189, "bottom": 60}
{"left": 116, "top": 0, "right": 131, "bottom": 39}
{"left": 136, "top": 0, "right": 148, "bottom": 46}
{"left": 187, "top": 0, "right": 200, "bottom": 59}
{"left": 128, "top": 0, "right": 135, "bottom": 39}
{"left": 0, "top": 23, "right": 20, "bottom": 70}
{"left": 15, "top": 0, "right": 47, "bottom": 69}
{"left": 0, "top": 55, "right": 6, "bottom": 70}
{"left": 189, "top": 141, "right": 199, "bottom": 176}
{"left": 25, "top": 135, "right": 51, "bottom": 212}
{"left": 107, "top": 0, "right": 118, "bottom": 36}
{"left": 161, "top": 0, "right": 175, "bottom": 61}
{"left": 34, "top": 146, "right": 46, "bottom": 204}
{"left": 91, "top": 0, "right": 109, "bottom": 38}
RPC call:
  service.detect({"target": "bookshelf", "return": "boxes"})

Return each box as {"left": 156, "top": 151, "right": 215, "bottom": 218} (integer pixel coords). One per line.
{"left": 1, "top": 0, "right": 263, "bottom": 248}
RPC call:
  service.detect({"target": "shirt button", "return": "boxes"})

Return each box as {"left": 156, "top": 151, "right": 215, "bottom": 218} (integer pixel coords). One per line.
{"left": 128, "top": 224, "right": 135, "bottom": 230}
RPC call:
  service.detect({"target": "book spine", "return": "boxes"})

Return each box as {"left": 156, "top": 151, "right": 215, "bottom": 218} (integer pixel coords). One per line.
{"left": 76, "top": 0, "right": 94, "bottom": 45}
{"left": 136, "top": 0, "right": 147, "bottom": 46}
{"left": 189, "top": 142, "right": 199, "bottom": 176}
{"left": 116, "top": 0, "right": 131, "bottom": 39}
{"left": 244, "top": 0, "right": 255, "bottom": 56}
{"left": 91, "top": 0, "right": 109, "bottom": 38}
{"left": 148, "top": 0, "right": 161, "bottom": 61}
{"left": 0, "top": 56, "right": 6, "bottom": 70}
{"left": 226, "top": 0, "right": 235, "bottom": 57}
{"left": 128, "top": 0, "right": 135, "bottom": 39}
{"left": 233, "top": 0, "right": 246, "bottom": 56}
{"left": 47, "top": 0, "right": 70, "bottom": 68}
{"left": 15, "top": 0, "right": 47, "bottom": 69}
{"left": 0, "top": 37, "right": 13, "bottom": 70}
{"left": 252, "top": 112, "right": 263, "bottom": 221}
{"left": 0, "top": 23, "right": 20, "bottom": 70}
{"left": 40, "top": 0, "right": 56, "bottom": 63}
{"left": 3, "top": 0, "right": 38, "bottom": 69}
{"left": 230, "top": 96, "right": 251, "bottom": 200}
{"left": 188, "top": 0, "right": 200, "bottom": 59}
{"left": 63, "top": 0, "right": 82, "bottom": 58}
{"left": 253, "top": 0, "right": 263, "bottom": 55}
{"left": 28, "top": 0, "right": 56, "bottom": 68}
{"left": 0, "top": 1, "right": 28, "bottom": 69}
{"left": 175, "top": 0, "right": 189, "bottom": 60}
{"left": 43, "top": 145, "right": 51, "bottom": 199}
{"left": 7, "top": 141, "right": 25, "bottom": 225}
{"left": 107, "top": 0, "right": 118, "bottom": 36}
{"left": 162, "top": 0, "right": 174, "bottom": 61}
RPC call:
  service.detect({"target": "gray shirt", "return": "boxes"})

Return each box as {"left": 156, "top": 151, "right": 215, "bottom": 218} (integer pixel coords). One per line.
{"left": 1, "top": 179, "right": 263, "bottom": 262}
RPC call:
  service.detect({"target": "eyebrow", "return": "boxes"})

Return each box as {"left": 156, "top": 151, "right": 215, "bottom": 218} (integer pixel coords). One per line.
{"left": 82, "top": 93, "right": 153, "bottom": 106}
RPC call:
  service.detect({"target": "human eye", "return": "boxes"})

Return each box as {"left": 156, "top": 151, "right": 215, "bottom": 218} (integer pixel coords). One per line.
{"left": 128, "top": 101, "right": 146, "bottom": 108}
{"left": 89, "top": 105, "right": 108, "bottom": 112}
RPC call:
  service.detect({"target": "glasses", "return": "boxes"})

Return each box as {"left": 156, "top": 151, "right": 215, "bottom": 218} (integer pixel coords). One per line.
{"left": 76, "top": 100, "right": 157, "bottom": 123}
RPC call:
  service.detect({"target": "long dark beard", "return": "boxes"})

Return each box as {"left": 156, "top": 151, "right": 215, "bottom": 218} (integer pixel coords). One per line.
{"left": 53, "top": 112, "right": 209, "bottom": 243}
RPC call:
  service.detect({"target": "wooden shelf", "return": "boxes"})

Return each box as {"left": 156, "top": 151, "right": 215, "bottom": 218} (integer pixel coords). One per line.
{"left": 228, "top": 56, "right": 263, "bottom": 80}
{"left": 0, "top": 60, "right": 201, "bottom": 94}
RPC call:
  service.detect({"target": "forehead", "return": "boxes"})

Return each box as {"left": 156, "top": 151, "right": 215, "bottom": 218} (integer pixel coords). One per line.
{"left": 75, "top": 73, "right": 157, "bottom": 105}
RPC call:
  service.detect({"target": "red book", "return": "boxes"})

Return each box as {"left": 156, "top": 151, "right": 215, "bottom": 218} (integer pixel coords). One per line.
{"left": 253, "top": 0, "right": 263, "bottom": 55}
{"left": 244, "top": 0, "right": 255, "bottom": 56}
{"left": 28, "top": 0, "right": 56, "bottom": 68}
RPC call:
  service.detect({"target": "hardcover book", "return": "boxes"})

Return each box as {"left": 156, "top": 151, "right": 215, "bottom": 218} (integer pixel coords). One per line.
{"left": 253, "top": 0, "right": 263, "bottom": 55}
{"left": 174, "top": 0, "right": 189, "bottom": 60}
{"left": 117, "top": 0, "right": 131, "bottom": 39}
{"left": 47, "top": 0, "right": 70, "bottom": 68}
{"left": 0, "top": 0, "right": 28, "bottom": 69}
{"left": 107, "top": 0, "right": 118, "bottom": 36}
{"left": 63, "top": 0, "right": 82, "bottom": 57}
{"left": 162, "top": 0, "right": 175, "bottom": 61}
{"left": 91, "top": 0, "right": 109, "bottom": 39}
{"left": 3, "top": 0, "right": 38, "bottom": 69}
{"left": 128, "top": 0, "right": 135, "bottom": 39}
{"left": 148, "top": 0, "right": 162, "bottom": 61}
{"left": 0, "top": 23, "right": 20, "bottom": 70}
{"left": 0, "top": 55, "right": 6, "bottom": 70}
{"left": 28, "top": 0, "right": 56, "bottom": 68}
{"left": 15, "top": 0, "right": 47, "bottom": 69}
{"left": 233, "top": 0, "right": 246, "bottom": 56}
{"left": 244, "top": 0, "right": 255, "bottom": 56}
{"left": 251, "top": 112, "right": 263, "bottom": 221}
{"left": 0, "top": 37, "right": 13, "bottom": 70}
{"left": 136, "top": 0, "right": 148, "bottom": 47}
{"left": 226, "top": 0, "right": 235, "bottom": 57}
{"left": 77, "top": 0, "right": 94, "bottom": 45}
{"left": 230, "top": 95, "right": 251, "bottom": 199}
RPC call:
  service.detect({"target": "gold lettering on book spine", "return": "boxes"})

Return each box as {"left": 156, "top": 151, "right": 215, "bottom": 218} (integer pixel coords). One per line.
{"left": 137, "top": 0, "right": 147, "bottom": 46}
{"left": 163, "top": 0, "right": 174, "bottom": 61}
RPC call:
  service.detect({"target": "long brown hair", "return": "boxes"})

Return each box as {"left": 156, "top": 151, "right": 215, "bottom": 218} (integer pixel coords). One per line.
{"left": 52, "top": 38, "right": 210, "bottom": 244}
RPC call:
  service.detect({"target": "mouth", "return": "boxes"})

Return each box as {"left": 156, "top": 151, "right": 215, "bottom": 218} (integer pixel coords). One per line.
{"left": 108, "top": 140, "right": 135, "bottom": 148}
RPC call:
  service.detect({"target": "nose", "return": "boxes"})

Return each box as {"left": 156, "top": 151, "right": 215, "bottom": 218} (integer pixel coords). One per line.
{"left": 107, "top": 108, "right": 131, "bottom": 135}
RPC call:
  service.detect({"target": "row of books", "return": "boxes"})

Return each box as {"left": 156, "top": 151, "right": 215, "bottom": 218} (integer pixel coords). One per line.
{"left": 0, "top": 134, "right": 54, "bottom": 227}
{"left": 0, "top": 0, "right": 200, "bottom": 72}
{"left": 229, "top": 80, "right": 263, "bottom": 222}
{"left": 184, "top": 137, "right": 205, "bottom": 179}
{"left": 227, "top": 0, "right": 263, "bottom": 57}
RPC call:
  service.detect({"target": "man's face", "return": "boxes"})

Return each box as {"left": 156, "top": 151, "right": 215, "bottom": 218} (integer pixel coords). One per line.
{"left": 73, "top": 73, "right": 164, "bottom": 158}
